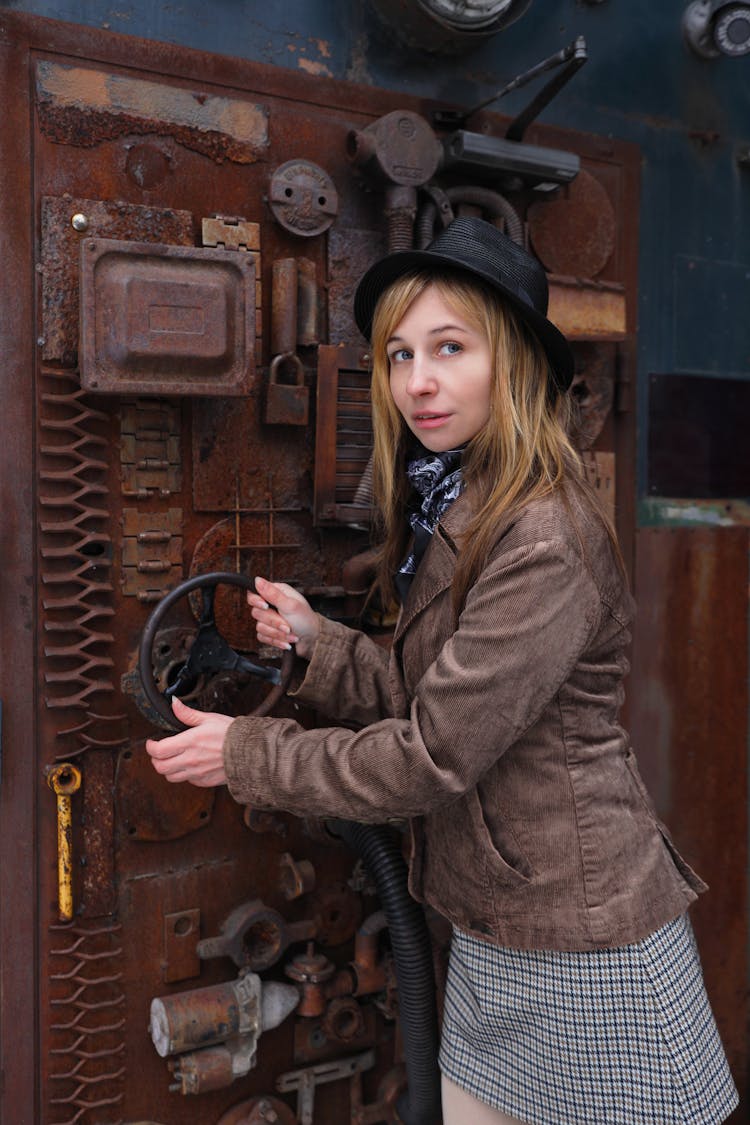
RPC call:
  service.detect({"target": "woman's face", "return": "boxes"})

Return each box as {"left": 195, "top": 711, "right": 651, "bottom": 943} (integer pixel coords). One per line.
{"left": 386, "top": 285, "right": 493, "bottom": 452}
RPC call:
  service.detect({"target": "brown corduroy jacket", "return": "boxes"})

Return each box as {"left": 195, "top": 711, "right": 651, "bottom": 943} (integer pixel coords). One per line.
{"left": 224, "top": 487, "right": 705, "bottom": 951}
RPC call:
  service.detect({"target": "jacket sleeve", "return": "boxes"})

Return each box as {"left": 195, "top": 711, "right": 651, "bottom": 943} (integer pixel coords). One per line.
{"left": 288, "top": 614, "right": 394, "bottom": 726}
{"left": 224, "top": 538, "right": 602, "bottom": 822}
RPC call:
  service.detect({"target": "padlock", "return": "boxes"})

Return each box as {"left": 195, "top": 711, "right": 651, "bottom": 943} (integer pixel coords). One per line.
{"left": 265, "top": 353, "right": 309, "bottom": 426}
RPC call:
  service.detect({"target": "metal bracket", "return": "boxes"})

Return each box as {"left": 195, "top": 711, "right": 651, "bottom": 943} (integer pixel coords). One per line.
{"left": 276, "top": 1050, "right": 375, "bottom": 1125}
{"left": 432, "top": 35, "right": 588, "bottom": 136}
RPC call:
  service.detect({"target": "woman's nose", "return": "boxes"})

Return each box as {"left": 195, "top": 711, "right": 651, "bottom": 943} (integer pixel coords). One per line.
{"left": 406, "top": 355, "right": 437, "bottom": 395}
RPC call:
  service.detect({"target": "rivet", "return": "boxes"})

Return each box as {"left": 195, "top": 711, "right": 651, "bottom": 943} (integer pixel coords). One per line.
{"left": 71, "top": 213, "right": 89, "bottom": 232}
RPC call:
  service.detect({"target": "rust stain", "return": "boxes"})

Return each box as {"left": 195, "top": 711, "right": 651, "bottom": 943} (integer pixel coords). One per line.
{"left": 35, "top": 61, "right": 268, "bottom": 163}
{"left": 548, "top": 276, "right": 626, "bottom": 340}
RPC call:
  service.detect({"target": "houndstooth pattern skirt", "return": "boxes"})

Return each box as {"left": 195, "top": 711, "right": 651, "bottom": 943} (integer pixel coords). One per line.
{"left": 439, "top": 913, "right": 738, "bottom": 1124}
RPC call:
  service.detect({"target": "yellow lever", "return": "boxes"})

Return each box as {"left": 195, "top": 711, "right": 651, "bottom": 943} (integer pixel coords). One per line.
{"left": 46, "top": 763, "right": 82, "bottom": 922}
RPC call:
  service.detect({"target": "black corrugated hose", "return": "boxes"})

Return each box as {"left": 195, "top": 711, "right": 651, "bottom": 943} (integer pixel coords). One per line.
{"left": 327, "top": 819, "right": 442, "bottom": 1125}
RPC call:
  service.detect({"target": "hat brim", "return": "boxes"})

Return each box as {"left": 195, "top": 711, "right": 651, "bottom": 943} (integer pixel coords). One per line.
{"left": 353, "top": 248, "right": 574, "bottom": 392}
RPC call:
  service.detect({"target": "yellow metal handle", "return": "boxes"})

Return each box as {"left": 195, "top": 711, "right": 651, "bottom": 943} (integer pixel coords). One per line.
{"left": 46, "top": 763, "right": 82, "bottom": 922}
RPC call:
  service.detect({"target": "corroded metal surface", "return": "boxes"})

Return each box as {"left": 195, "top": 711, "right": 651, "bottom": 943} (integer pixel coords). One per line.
{"left": 268, "top": 160, "right": 338, "bottom": 236}
{"left": 1, "top": 10, "right": 657, "bottom": 1124}
{"left": 46, "top": 920, "right": 126, "bottom": 1125}
{"left": 36, "top": 61, "right": 269, "bottom": 163}
{"left": 41, "top": 197, "right": 194, "bottom": 366}
{"left": 80, "top": 239, "right": 257, "bottom": 396}
{"left": 528, "top": 167, "right": 616, "bottom": 277}
{"left": 630, "top": 529, "right": 748, "bottom": 1099}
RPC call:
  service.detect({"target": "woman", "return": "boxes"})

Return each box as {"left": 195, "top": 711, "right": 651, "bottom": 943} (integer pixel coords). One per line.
{"left": 146, "top": 218, "right": 738, "bottom": 1124}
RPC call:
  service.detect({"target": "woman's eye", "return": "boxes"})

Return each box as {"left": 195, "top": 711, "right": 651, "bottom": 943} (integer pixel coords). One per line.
{"left": 439, "top": 341, "right": 462, "bottom": 356}
{"left": 389, "top": 348, "right": 412, "bottom": 364}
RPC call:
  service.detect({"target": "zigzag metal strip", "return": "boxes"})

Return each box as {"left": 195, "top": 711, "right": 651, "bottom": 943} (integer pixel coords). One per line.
{"left": 48, "top": 921, "right": 125, "bottom": 1125}
{"left": 39, "top": 370, "right": 127, "bottom": 1121}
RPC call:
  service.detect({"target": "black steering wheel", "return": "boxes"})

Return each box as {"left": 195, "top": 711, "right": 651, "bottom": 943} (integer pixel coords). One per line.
{"left": 138, "top": 572, "right": 294, "bottom": 731}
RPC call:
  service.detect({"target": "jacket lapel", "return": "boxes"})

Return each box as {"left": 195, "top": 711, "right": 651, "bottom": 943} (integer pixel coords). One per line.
{"left": 393, "top": 492, "right": 473, "bottom": 644}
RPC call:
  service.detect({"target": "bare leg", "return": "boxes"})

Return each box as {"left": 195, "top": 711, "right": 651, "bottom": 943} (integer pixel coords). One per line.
{"left": 441, "top": 1075, "right": 528, "bottom": 1124}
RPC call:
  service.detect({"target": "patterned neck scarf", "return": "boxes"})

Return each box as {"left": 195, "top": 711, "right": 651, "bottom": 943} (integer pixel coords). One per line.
{"left": 395, "top": 446, "right": 465, "bottom": 602}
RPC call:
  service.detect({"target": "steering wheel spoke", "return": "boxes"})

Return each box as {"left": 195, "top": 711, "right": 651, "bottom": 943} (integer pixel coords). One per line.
{"left": 139, "top": 572, "right": 294, "bottom": 730}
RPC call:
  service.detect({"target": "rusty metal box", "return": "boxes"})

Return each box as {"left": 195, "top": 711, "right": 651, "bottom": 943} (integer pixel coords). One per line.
{"left": 79, "top": 238, "right": 256, "bottom": 395}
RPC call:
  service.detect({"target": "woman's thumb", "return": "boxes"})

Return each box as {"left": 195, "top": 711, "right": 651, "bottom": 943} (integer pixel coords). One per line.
{"left": 171, "top": 696, "right": 209, "bottom": 725}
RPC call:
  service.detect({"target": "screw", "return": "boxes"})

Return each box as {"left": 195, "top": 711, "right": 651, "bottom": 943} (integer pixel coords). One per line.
{"left": 71, "top": 213, "right": 89, "bottom": 232}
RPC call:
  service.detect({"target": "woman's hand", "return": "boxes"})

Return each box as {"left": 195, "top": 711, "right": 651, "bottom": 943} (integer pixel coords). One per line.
{"left": 145, "top": 697, "right": 232, "bottom": 787}
{"left": 248, "top": 576, "right": 320, "bottom": 661}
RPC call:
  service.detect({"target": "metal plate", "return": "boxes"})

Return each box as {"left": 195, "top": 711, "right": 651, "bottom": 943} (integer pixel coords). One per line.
{"left": 528, "top": 168, "right": 616, "bottom": 278}
{"left": 80, "top": 238, "right": 256, "bottom": 395}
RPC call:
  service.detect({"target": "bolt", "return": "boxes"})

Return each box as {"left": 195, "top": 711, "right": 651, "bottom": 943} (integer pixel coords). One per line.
{"left": 71, "top": 213, "right": 89, "bottom": 232}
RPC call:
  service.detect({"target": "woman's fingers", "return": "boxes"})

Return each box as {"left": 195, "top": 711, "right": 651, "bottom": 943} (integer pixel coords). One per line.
{"left": 247, "top": 576, "right": 319, "bottom": 658}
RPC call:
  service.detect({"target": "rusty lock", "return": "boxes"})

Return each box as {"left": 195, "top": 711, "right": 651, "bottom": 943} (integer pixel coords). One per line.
{"left": 265, "top": 354, "right": 309, "bottom": 426}
{"left": 267, "top": 257, "right": 310, "bottom": 425}
{"left": 46, "top": 762, "right": 82, "bottom": 921}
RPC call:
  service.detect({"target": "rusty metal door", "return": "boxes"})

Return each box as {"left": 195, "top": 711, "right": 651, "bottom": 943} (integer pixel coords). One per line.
{"left": 0, "top": 11, "right": 656, "bottom": 1124}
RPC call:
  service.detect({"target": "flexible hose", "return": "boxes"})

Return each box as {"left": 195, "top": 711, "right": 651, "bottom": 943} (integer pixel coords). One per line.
{"left": 327, "top": 819, "right": 441, "bottom": 1125}
{"left": 416, "top": 183, "right": 524, "bottom": 248}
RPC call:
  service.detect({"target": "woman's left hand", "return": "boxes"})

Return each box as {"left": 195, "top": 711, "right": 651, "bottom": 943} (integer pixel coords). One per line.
{"left": 145, "top": 697, "right": 233, "bottom": 787}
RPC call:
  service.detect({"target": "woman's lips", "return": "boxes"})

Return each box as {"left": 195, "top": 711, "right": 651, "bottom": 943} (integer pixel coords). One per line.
{"left": 413, "top": 413, "right": 451, "bottom": 429}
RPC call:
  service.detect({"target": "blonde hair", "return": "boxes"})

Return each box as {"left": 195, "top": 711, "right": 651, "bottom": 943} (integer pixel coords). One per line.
{"left": 369, "top": 269, "right": 622, "bottom": 614}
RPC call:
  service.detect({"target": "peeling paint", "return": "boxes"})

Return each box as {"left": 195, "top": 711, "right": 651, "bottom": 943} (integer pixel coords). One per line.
{"left": 297, "top": 57, "right": 334, "bottom": 77}
{"left": 639, "top": 497, "right": 750, "bottom": 527}
{"left": 35, "top": 60, "right": 268, "bottom": 163}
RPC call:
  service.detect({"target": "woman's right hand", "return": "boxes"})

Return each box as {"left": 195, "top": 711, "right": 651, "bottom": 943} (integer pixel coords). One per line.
{"left": 248, "top": 576, "right": 320, "bottom": 661}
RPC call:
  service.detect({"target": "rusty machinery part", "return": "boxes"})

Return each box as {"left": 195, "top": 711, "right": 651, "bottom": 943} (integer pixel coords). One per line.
{"left": 45, "top": 762, "right": 82, "bottom": 922}
{"left": 268, "top": 160, "right": 339, "bottom": 237}
{"left": 321, "top": 996, "right": 366, "bottom": 1045}
{"left": 148, "top": 972, "right": 296, "bottom": 1057}
{"left": 310, "top": 880, "right": 364, "bottom": 946}
{"left": 527, "top": 168, "right": 616, "bottom": 279}
{"left": 138, "top": 572, "right": 294, "bottom": 731}
{"left": 347, "top": 110, "right": 441, "bottom": 189}
{"left": 79, "top": 237, "right": 257, "bottom": 397}
{"left": 150, "top": 974, "right": 298, "bottom": 1094}
{"left": 284, "top": 942, "right": 337, "bottom": 1019}
{"left": 347, "top": 110, "right": 442, "bottom": 251}
{"left": 368, "top": 0, "right": 533, "bottom": 54}
{"left": 278, "top": 852, "right": 316, "bottom": 901}
{"left": 197, "top": 899, "right": 316, "bottom": 971}
{"left": 217, "top": 1096, "right": 296, "bottom": 1125}
{"left": 569, "top": 343, "right": 616, "bottom": 451}
{"left": 415, "top": 184, "right": 524, "bottom": 248}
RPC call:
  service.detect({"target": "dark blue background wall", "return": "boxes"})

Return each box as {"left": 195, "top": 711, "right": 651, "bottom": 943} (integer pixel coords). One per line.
{"left": 5, "top": 0, "right": 750, "bottom": 508}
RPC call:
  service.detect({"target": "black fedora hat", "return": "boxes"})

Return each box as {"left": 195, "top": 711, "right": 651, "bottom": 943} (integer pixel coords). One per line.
{"left": 353, "top": 216, "right": 574, "bottom": 391}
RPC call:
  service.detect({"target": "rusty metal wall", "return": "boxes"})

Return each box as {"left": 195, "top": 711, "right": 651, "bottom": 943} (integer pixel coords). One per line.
{"left": 0, "top": 6, "right": 747, "bottom": 1124}
{"left": 630, "top": 528, "right": 749, "bottom": 1105}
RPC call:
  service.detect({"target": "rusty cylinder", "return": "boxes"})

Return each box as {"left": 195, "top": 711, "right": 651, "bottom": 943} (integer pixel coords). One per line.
{"left": 149, "top": 974, "right": 298, "bottom": 1058}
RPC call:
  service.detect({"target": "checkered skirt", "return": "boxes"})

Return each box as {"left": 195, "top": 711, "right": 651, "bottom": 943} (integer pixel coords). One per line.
{"left": 439, "top": 913, "right": 738, "bottom": 1124}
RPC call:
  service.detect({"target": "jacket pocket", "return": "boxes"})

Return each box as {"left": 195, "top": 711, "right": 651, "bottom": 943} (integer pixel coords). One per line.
{"left": 468, "top": 785, "right": 533, "bottom": 887}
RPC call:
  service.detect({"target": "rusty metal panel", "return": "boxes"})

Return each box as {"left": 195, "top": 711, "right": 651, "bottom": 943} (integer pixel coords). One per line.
{"left": 0, "top": 9, "right": 649, "bottom": 1124}
{"left": 80, "top": 238, "right": 257, "bottom": 395}
{"left": 35, "top": 59, "right": 269, "bottom": 163}
{"left": 629, "top": 528, "right": 748, "bottom": 1100}
{"left": 314, "top": 345, "right": 374, "bottom": 526}
{"left": 41, "top": 196, "right": 195, "bottom": 366}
